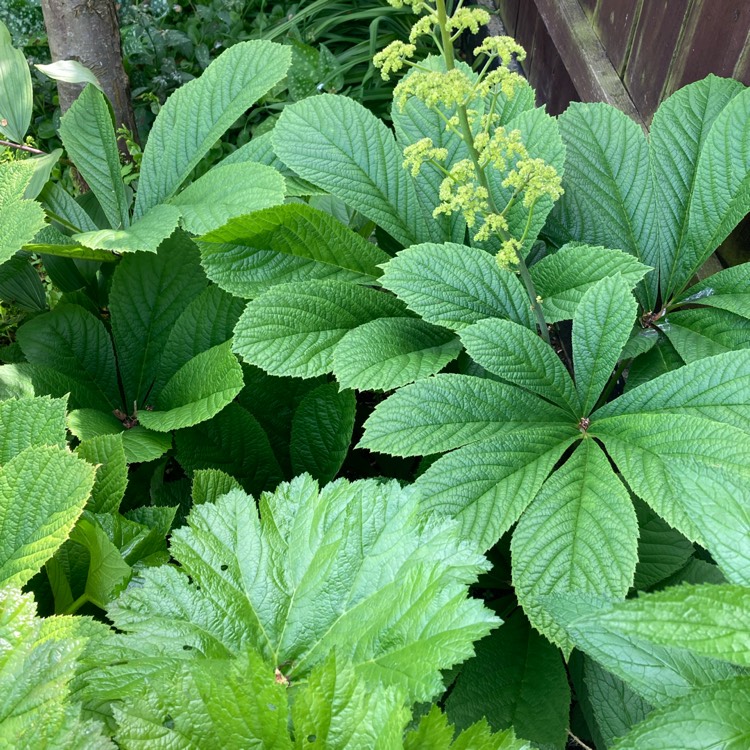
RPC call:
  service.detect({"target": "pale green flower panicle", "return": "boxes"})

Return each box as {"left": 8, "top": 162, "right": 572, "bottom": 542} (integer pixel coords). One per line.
{"left": 503, "top": 158, "right": 564, "bottom": 207}
{"left": 373, "top": 41, "right": 416, "bottom": 81}
{"left": 402, "top": 138, "right": 448, "bottom": 177}
{"left": 495, "top": 238, "right": 521, "bottom": 270}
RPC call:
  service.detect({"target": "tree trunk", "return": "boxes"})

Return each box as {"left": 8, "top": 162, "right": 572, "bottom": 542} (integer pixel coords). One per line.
{"left": 40, "top": 0, "right": 138, "bottom": 141}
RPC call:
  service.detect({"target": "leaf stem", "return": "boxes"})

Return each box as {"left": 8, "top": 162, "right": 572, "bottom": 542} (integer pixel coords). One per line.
{"left": 62, "top": 593, "right": 90, "bottom": 615}
{"left": 0, "top": 139, "right": 45, "bottom": 155}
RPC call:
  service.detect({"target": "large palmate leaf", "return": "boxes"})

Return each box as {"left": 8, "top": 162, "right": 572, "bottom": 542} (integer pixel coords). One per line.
{"left": 134, "top": 40, "right": 291, "bottom": 217}
{"left": 273, "top": 94, "right": 425, "bottom": 247}
{"left": 461, "top": 318, "right": 581, "bottom": 416}
{"left": 512, "top": 440, "right": 638, "bottom": 649}
{"left": 109, "top": 232, "right": 207, "bottom": 408}
{"left": 573, "top": 274, "right": 637, "bottom": 415}
{"left": 380, "top": 242, "right": 535, "bottom": 330}
{"left": 530, "top": 244, "right": 651, "bottom": 323}
{"left": 360, "top": 373, "right": 573, "bottom": 457}
{"left": 670, "top": 86, "right": 750, "bottom": 296}
{"left": 445, "top": 610, "right": 570, "bottom": 748}
{"left": 547, "top": 103, "right": 657, "bottom": 307}
{"left": 0, "top": 445, "right": 95, "bottom": 587}
{"left": 170, "top": 162, "right": 285, "bottom": 235}
{"left": 104, "top": 475, "right": 498, "bottom": 704}
{"left": 612, "top": 676, "right": 750, "bottom": 750}
{"left": 199, "top": 203, "right": 389, "bottom": 297}
{"left": 0, "top": 21, "right": 32, "bottom": 143}
{"left": 414, "top": 426, "right": 578, "bottom": 551}
{"left": 332, "top": 317, "right": 461, "bottom": 391}
{"left": 16, "top": 304, "right": 121, "bottom": 412}
{"left": 0, "top": 161, "right": 47, "bottom": 264}
{"left": 58, "top": 85, "right": 129, "bottom": 230}
{"left": 0, "top": 588, "right": 113, "bottom": 749}
{"left": 0, "top": 394, "right": 66, "bottom": 463}
{"left": 233, "top": 280, "right": 408, "bottom": 379}
{"left": 649, "top": 76, "right": 743, "bottom": 298}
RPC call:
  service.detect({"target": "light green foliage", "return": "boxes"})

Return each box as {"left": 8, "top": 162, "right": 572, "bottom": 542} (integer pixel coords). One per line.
{"left": 104, "top": 475, "right": 498, "bottom": 703}
{"left": 134, "top": 40, "right": 292, "bottom": 217}
{"left": 0, "top": 20, "right": 32, "bottom": 143}
{"left": 0, "top": 160, "right": 46, "bottom": 264}
{"left": 76, "top": 434, "right": 128, "bottom": 513}
{"left": 0, "top": 393, "right": 66, "bottom": 461}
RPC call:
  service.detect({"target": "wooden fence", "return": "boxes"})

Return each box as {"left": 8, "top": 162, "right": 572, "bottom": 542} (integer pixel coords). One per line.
{"left": 496, "top": 0, "right": 750, "bottom": 126}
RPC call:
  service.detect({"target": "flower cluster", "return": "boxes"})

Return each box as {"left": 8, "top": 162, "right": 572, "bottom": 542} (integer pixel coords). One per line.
{"left": 495, "top": 238, "right": 522, "bottom": 270}
{"left": 394, "top": 67, "right": 474, "bottom": 111}
{"left": 503, "top": 157, "right": 564, "bottom": 208}
{"left": 373, "top": 40, "right": 416, "bottom": 81}
{"left": 449, "top": 8, "right": 491, "bottom": 36}
{"left": 474, "top": 35, "right": 526, "bottom": 65}
{"left": 402, "top": 137, "right": 448, "bottom": 177}
{"left": 434, "top": 159, "right": 488, "bottom": 228}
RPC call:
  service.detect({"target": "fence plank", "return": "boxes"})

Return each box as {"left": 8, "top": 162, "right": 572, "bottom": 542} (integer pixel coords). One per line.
{"left": 496, "top": 0, "right": 521, "bottom": 37}
{"left": 592, "top": 0, "right": 642, "bottom": 74}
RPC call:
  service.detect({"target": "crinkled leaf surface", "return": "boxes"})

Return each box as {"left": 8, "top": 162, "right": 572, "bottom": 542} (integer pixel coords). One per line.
{"left": 105, "top": 475, "right": 498, "bottom": 703}
{"left": 76, "top": 433, "right": 128, "bottom": 513}
{"left": 134, "top": 40, "right": 291, "bottom": 217}
{"left": 0, "top": 161, "right": 47, "bottom": 264}
{"left": 0, "top": 395, "right": 66, "bottom": 463}
{"left": 380, "top": 242, "right": 535, "bottom": 330}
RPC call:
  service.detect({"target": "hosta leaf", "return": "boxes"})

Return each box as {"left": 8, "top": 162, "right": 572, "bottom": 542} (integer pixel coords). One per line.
{"left": 290, "top": 382, "right": 355, "bottom": 483}
{"left": 137, "top": 341, "right": 244, "bottom": 432}
{"left": 73, "top": 204, "right": 181, "bottom": 254}
{"left": 612, "top": 676, "right": 750, "bottom": 750}
{"left": 573, "top": 274, "right": 638, "bottom": 415}
{"left": 106, "top": 475, "right": 498, "bottom": 703}
{"left": 0, "top": 395, "right": 66, "bottom": 463}
{"left": 650, "top": 76, "right": 744, "bottom": 298}
{"left": 659, "top": 307, "right": 750, "bottom": 362}
{"left": 591, "top": 412, "right": 750, "bottom": 574}
{"left": 76, "top": 433, "right": 128, "bottom": 514}
{"left": 531, "top": 244, "right": 651, "bottom": 323}
{"left": 360, "top": 373, "right": 572, "bottom": 457}
{"left": 170, "top": 162, "right": 285, "bottom": 235}
{"left": 414, "top": 426, "right": 578, "bottom": 551}
{"left": 273, "top": 94, "right": 424, "bottom": 247}
{"left": 545, "top": 595, "right": 738, "bottom": 706}
{"left": 548, "top": 103, "right": 657, "bottom": 307}
{"left": 512, "top": 440, "right": 639, "bottom": 650}
{"left": 16, "top": 304, "right": 121, "bottom": 412}
{"left": 134, "top": 40, "right": 291, "bottom": 218}
{"left": 333, "top": 317, "right": 461, "bottom": 391}
{"left": 676, "top": 263, "right": 750, "bottom": 319}
{"left": 0, "top": 587, "right": 113, "bottom": 749}
{"left": 0, "top": 21, "right": 32, "bottom": 142}
{"left": 445, "top": 610, "right": 570, "bottom": 748}
{"left": 380, "top": 242, "right": 534, "bottom": 330}
{"left": 199, "top": 203, "right": 389, "bottom": 297}
{"left": 233, "top": 280, "right": 408, "bottom": 379}
{"left": 671, "top": 86, "right": 750, "bottom": 295}
{"left": 594, "top": 349, "right": 750, "bottom": 432}
{"left": 461, "top": 318, "right": 581, "bottom": 416}
{"left": 174, "top": 402, "right": 282, "bottom": 497}
{"left": 0, "top": 445, "right": 95, "bottom": 587}
{"left": 0, "top": 161, "right": 47, "bottom": 264}
{"left": 58, "top": 85, "right": 129, "bottom": 230}
{"left": 109, "top": 232, "right": 207, "bottom": 408}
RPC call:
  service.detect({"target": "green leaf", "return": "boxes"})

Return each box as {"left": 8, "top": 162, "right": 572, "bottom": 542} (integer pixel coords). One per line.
{"left": 675, "top": 263, "right": 750, "bottom": 320}
{"left": 174, "top": 402, "right": 282, "bottom": 497}
{"left": 0, "top": 395, "right": 66, "bottom": 463}
{"left": 414, "top": 426, "right": 578, "bottom": 551}
{"left": 273, "top": 94, "right": 424, "bottom": 247}
{"left": 23, "top": 148, "right": 62, "bottom": 201}
{"left": 16, "top": 304, "right": 121, "bottom": 412}
{"left": 191, "top": 469, "right": 241, "bottom": 506}
{"left": 73, "top": 204, "right": 181, "bottom": 254}
{"left": 170, "top": 162, "right": 285, "bottom": 235}
{"left": 35, "top": 59, "right": 103, "bottom": 89}
{"left": 573, "top": 275, "right": 637, "bottom": 414}
{"left": 59, "top": 85, "right": 129, "bottom": 230}
{"left": 445, "top": 610, "right": 570, "bottom": 747}
{"left": 290, "top": 382, "right": 355, "bottom": 483}
{"left": 112, "top": 650, "right": 292, "bottom": 749}
{"left": 594, "top": 349, "right": 750, "bottom": 433}
{"left": 109, "top": 231, "right": 207, "bottom": 408}
{"left": 531, "top": 244, "right": 651, "bottom": 323}
{"left": 0, "top": 251, "right": 46, "bottom": 311}
{"left": 39, "top": 181, "right": 98, "bottom": 233}
{"left": 333, "top": 317, "right": 461, "bottom": 391}
{"left": 512, "top": 440, "right": 639, "bottom": 650}
{"left": 137, "top": 341, "right": 244, "bottom": 432}
{"left": 0, "top": 21, "right": 33, "bottom": 142}
{"left": 624, "top": 337, "right": 684, "bottom": 391}
{"left": 76, "top": 433, "right": 128, "bottom": 514}
{"left": 380, "top": 242, "right": 535, "bottom": 330}
{"left": 105, "top": 475, "right": 498, "bottom": 704}
{"left": 548, "top": 103, "right": 657, "bottom": 307}
{"left": 134, "top": 40, "right": 292, "bottom": 218}
{"left": 612, "top": 675, "right": 750, "bottom": 750}
{"left": 461, "top": 318, "right": 581, "bottom": 416}
{"left": 0, "top": 161, "right": 47, "bottom": 265}
{"left": 68, "top": 516, "right": 132, "bottom": 608}
{"left": 669, "top": 87, "right": 750, "bottom": 295}
{"left": 650, "top": 76, "right": 744, "bottom": 298}
{"left": 233, "top": 280, "right": 408, "bottom": 379}
{"left": 199, "top": 203, "right": 388, "bottom": 297}
{"left": 360, "top": 374, "right": 573, "bottom": 457}
{"left": 0, "top": 445, "right": 95, "bottom": 587}
{"left": 659, "top": 307, "right": 750, "bottom": 363}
